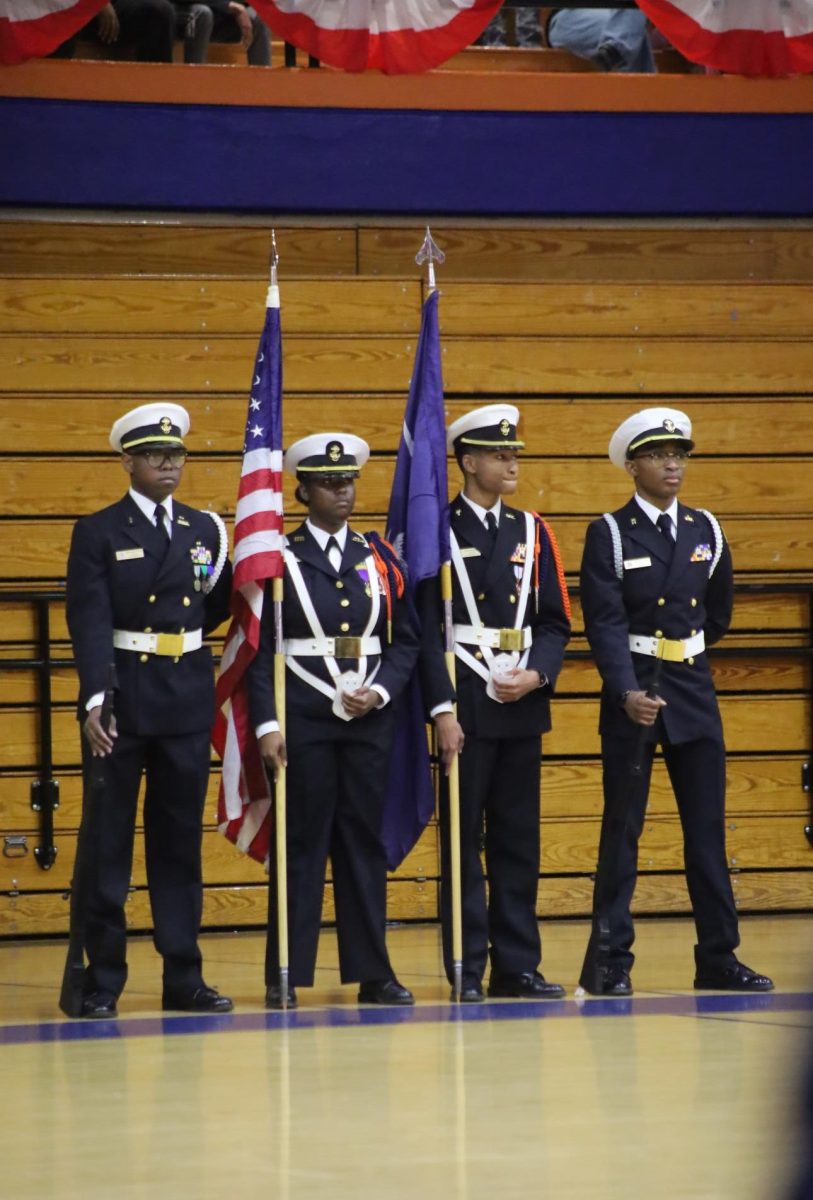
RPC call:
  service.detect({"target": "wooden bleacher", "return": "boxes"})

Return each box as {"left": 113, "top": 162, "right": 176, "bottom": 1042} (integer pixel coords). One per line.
{"left": 0, "top": 216, "right": 810, "bottom": 937}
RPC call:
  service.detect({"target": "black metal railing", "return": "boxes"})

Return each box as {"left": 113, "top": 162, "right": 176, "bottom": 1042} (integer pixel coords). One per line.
{"left": 1, "top": 591, "right": 69, "bottom": 874}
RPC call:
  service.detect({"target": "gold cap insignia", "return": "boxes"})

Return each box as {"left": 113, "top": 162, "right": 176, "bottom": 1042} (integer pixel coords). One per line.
{"left": 499, "top": 418, "right": 510, "bottom": 437}
{"left": 327, "top": 441, "right": 343, "bottom": 462}
{"left": 663, "top": 418, "right": 676, "bottom": 433}
{"left": 160, "top": 416, "right": 173, "bottom": 435}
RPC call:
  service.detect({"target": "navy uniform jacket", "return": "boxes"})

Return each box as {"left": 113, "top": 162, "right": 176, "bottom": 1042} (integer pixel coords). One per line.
{"left": 247, "top": 524, "right": 418, "bottom": 731}
{"left": 580, "top": 497, "right": 733, "bottom": 745}
{"left": 420, "top": 498, "right": 571, "bottom": 739}
{"left": 66, "top": 494, "right": 232, "bottom": 737}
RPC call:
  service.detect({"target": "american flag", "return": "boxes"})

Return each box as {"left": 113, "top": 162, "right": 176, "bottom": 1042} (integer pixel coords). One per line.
{"left": 212, "top": 283, "right": 284, "bottom": 865}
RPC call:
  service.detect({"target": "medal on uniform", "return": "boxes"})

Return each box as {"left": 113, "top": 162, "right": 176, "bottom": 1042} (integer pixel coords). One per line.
{"left": 355, "top": 562, "right": 372, "bottom": 597}
{"left": 190, "top": 543, "right": 214, "bottom": 592}
{"left": 511, "top": 544, "right": 526, "bottom": 593}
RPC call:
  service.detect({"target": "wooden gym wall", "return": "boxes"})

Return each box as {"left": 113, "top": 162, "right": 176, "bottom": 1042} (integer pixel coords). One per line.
{"left": 0, "top": 216, "right": 811, "bottom": 937}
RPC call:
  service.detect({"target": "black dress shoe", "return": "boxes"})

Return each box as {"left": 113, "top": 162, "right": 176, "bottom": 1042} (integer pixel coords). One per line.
{"left": 80, "top": 992, "right": 118, "bottom": 1019}
{"left": 451, "top": 975, "right": 484, "bottom": 1003}
{"left": 358, "top": 978, "right": 415, "bottom": 1006}
{"left": 488, "top": 971, "right": 565, "bottom": 1000}
{"left": 694, "top": 961, "right": 774, "bottom": 992}
{"left": 599, "top": 965, "right": 633, "bottom": 996}
{"left": 162, "top": 984, "right": 234, "bottom": 1013}
{"left": 265, "top": 984, "right": 298, "bottom": 1010}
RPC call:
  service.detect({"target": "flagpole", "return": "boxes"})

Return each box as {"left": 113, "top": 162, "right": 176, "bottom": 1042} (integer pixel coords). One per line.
{"left": 441, "top": 563, "right": 464, "bottom": 1004}
{"left": 270, "top": 235, "right": 290, "bottom": 1011}
{"left": 416, "top": 228, "right": 463, "bottom": 1002}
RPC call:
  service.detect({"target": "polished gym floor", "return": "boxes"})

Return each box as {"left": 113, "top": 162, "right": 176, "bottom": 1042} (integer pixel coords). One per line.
{"left": 1, "top": 914, "right": 811, "bottom": 1200}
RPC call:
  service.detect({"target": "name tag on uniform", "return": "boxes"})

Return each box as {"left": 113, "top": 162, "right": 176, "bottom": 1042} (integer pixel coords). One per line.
{"left": 460, "top": 547, "right": 482, "bottom": 558}
{"left": 623, "top": 556, "right": 651, "bottom": 570}
{"left": 115, "top": 548, "right": 145, "bottom": 561}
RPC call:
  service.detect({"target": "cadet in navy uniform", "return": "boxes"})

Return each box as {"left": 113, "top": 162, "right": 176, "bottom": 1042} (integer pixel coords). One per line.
{"left": 578, "top": 407, "right": 774, "bottom": 995}
{"left": 65, "top": 403, "right": 234, "bottom": 1018}
{"left": 419, "top": 405, "right": 571, "bottom": 1002}
{"left": 248, "top": 433, "right": 419, "bottom": 1009}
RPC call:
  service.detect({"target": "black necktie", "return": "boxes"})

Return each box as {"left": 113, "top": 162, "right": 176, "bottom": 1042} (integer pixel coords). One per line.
{"left": 325, "top": 534, "right": 341, "bottom": 571}
{"left": 154, "top": 504, "right": 170, "bottom": 544}
{"left": 485, "top": 511, "right": 498, "bottom": 541}
{"left": 656, "top": 512, "right": 674, "bottom": 557}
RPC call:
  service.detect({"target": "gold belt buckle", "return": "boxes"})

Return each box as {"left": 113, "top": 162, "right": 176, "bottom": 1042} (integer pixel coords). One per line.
{"left": 155, "top": 632, "right": 185, "bottom": 657}
{"left": 334, "top": 636, "right": 362, "bottom": 658}
{"left": 656, "top": 637, "right": 684, "bottom": 663}
{"left": 498, "top": 628, "right": 523, "bottom": 653}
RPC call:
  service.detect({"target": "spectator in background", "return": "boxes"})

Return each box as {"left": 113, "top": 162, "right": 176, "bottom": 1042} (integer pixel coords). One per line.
{"left": 547, "top": 5, "right": 656, "bottom": 72}
{"left": 89, "top": 0, "right": 175, "bottom": 61}
{"left": 178, "top": 1, "right": 270, "bottom": 65}
{"left": 477, "top": 6, "right": 541, "bottom": 49}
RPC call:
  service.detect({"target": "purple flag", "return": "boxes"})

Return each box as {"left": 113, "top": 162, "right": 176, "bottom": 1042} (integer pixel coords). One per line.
{"left": 382, "top": 289, "right": 449, "bottom": 870}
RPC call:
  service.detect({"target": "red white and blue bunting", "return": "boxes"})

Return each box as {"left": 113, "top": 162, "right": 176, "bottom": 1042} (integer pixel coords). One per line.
{"left": 0, "top": 0, "right": 107, "bottom": 65}
{"left": 251, "top": 0, "right": 502, "bottom": 73}
{"left": 638, "top": 0, "right": 813, "bottom": 77}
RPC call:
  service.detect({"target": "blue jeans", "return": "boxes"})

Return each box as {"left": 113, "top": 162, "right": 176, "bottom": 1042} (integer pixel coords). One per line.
{"left": 477, "top": 7, "right": 540, "bottom": 48}
{"left": 180, "top": 3, "right": 270, "bottom": 64}
{"left": 548, "top": 8, "right": 655, "bottom": 73}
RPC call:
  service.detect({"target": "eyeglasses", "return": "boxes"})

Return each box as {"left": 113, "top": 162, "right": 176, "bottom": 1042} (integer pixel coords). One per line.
{"left": 635, "top": 450, "right": 691, "bottom": 464}
{"left": 137, "top": 451, "right": 188, "bottom": 469}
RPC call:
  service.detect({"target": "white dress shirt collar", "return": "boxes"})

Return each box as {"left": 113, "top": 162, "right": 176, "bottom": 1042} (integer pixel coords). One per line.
{"left": 129, "top": 488, "right": 174, "bottom": 525}
{"left": 460, "top": 494, "right": 502, "bottom": 528}
{"left": 634, "top": 493, "right": 678, "bottom": 535}
{"left": 306, "top": 520, "right": 348, "bottom": 551}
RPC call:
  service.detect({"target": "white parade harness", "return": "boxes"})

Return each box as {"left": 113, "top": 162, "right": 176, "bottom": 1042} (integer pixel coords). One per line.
{"left": 450, "top": 510, "right": 536, "bottom": 683}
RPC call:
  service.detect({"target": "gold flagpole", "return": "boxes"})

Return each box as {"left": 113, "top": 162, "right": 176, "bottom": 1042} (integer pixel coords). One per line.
{"left": 441, "top": 563, "right": 464, "bottom": 1003}
{"left": 417, "top": 227, "right": 463, "bottom": 1001}
{"left": 270, "top": 234, "right": 289, "bottom": 1010}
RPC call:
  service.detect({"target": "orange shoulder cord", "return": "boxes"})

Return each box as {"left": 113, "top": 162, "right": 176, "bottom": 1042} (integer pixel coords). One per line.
{"left": 369, "top": 541, "right": 404, "bottom": 644}
{"left": 376, "top": 538, "right": 405, "bottom": 599}
{"left": 532, "top": 514, "right": 572, "bottom": 622}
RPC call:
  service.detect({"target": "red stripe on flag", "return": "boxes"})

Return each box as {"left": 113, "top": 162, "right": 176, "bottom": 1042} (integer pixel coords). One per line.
{"left": 236, "top": 468, "right": 283, "bottom": 497}
{"left": 232, "top": 551, "right": 283, "bottom": 594}
{"left": 233, "top": 508, "right": 284, "bottom": 539}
